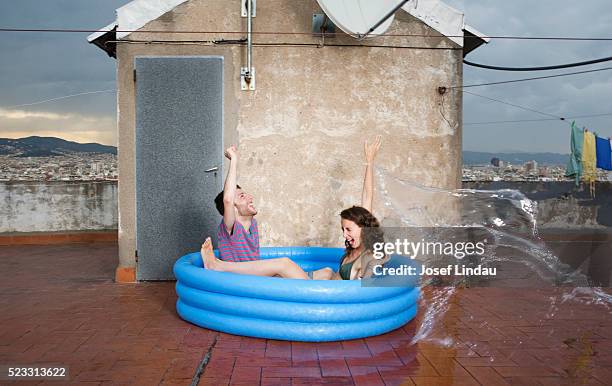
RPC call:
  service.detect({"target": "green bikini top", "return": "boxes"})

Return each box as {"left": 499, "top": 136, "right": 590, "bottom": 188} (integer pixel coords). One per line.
{"left": 339, "top": 259, "right": 355, "bottom": 280}
{"left": 339, "top": 250, "right": 368, "bottom": 280}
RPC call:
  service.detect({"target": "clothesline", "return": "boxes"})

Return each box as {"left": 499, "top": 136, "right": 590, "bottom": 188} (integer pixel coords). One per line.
{"left": 582, "top": 127, "right": 611, "bottom": 139}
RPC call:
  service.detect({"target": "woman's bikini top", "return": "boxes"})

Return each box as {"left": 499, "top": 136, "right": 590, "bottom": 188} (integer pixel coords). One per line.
{"left": 339, "top": 259, "right": 355, "bottom": 280}
{"left": 339, "top": 250, "right": 368, "bottom": 280}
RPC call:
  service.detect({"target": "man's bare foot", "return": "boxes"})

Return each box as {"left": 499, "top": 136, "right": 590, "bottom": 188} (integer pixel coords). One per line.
{"left": 200, "top": 237, "right": 217, "bottom": 270}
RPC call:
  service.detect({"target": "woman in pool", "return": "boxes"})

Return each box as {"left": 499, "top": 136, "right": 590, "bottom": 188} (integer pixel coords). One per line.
{"left": 333, "top": 136, "right": 388, "bottom": 280}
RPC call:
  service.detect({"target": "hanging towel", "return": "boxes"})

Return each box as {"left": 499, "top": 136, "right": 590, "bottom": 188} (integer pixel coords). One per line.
{"left": 582, "top": 130, "right": 597, "bottom": 197}
{"left": 582, "top": 130, "right": 596, "bottom": 180}
{"left": 565, "top": 121, "right": 583, "bottom": 186}
{"left": 595, "top": 136, "right": 612, "bottom": 170}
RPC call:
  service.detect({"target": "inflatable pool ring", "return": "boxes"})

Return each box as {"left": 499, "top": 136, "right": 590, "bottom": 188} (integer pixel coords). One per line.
{"left": 174, "top": 247, "right": 420, "bottom": 342}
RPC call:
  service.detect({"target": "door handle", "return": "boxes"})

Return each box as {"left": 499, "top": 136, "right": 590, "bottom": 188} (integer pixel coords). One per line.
{"left": 205, "top": 166, "right": 219, "bottom": 173}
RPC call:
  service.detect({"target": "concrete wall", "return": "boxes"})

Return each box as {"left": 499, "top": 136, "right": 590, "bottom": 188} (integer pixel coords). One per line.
{"left": 463, "top": 181, "right": 612, "bottom": 229}
{"left": 0, "top": 182, "right": 117, "bottom": 233}
{"left": 115, "top": 0, "right": 463, "bottom": 269}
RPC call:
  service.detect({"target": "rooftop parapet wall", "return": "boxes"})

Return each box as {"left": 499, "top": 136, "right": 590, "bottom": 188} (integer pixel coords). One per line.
{"left": 0, "top": 182, "right": 118, "bottom": 233}
{"left": 1, "top": 181, "right": 609, "bottom": 234}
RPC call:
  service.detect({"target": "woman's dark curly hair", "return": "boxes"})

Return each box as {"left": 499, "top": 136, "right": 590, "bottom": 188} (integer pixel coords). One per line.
{"left": 340, "top": 206, "right": 384, "bottom": 263}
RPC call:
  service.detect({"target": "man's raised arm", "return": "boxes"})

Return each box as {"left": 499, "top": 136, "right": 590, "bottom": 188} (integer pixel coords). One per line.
{"left": 222, "top": 145, "right": 238, "bottom": 231}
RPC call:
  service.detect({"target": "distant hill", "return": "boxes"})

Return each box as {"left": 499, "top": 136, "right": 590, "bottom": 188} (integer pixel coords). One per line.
{"left": 0, "top": 136, "right": 116, "bottom": 157}
{"left": 463, "top": 151, "right": 569, "bottom": 166}
{"left": 0, "top": 137, "right": 568, "bottom": 164}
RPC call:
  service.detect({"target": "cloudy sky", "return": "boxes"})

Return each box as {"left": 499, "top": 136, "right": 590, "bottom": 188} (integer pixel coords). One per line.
{"left": 0, "top": 0, "right": 611, "bottom": 152}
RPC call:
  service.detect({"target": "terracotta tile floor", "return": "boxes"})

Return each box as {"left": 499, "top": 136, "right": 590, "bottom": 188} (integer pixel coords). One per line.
{"left": 1, "top": 243, "right": 610, "bottom": 385}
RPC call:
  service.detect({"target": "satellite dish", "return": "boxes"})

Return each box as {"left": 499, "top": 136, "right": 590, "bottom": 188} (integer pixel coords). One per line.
{"left": 316, "top": 0, "right": 406, "bottom": 38}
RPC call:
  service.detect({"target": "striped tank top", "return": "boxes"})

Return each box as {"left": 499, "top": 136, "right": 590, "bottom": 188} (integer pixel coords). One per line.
{"left": 217, "top": 218, "right": 260, "bottom": 262}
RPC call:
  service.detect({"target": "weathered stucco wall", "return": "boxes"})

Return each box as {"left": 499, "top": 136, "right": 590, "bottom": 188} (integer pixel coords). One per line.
{"left": 0, "top": 182, "right": 117, "bottom": 232}
{"left": 116, "top": 0, "right": 463, "bottom": 269}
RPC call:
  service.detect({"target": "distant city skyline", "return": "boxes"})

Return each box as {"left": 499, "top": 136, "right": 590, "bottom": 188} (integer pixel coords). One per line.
{"left": 1, "top": 0, "right": 611, "bottom": 152}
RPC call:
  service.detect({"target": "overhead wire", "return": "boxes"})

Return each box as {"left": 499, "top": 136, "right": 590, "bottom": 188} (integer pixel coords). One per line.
{"left": 5, "top": 90, "right": 116, "bottom": 109}
{"left": 464, "top": 112, "right": 612, "bottom": 125}
{"left": 464, "top": 118, "right": 559, "bottom": 125}
{"left": 453, "top": 66, "right": 612, "bottom": 89}
{"left": 566, "top": 112, "right": 612, "bottom": 119}
{"left": 5, "top": 27, "right": 612, "bottom": 70}
{"left": 463, "top": 55, "right": 612, "bottom": 71}
{"left": 462, "top": 90, "right": 564, "bottom": 120}
{"left": 1, "top": 27, "right": 612, "bottom": 40}
{"left": 461, "top": 91, "right": 612, "bottom": 135}
{"left": 106, "top": 38, "right": 461, "bottom": 50}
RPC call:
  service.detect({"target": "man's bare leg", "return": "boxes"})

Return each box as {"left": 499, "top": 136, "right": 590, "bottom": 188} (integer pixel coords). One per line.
{"left": 200, "top": 239, "right": 309, "bottom": 279}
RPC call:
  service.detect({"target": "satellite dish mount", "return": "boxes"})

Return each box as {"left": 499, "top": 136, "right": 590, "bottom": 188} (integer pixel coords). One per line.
{"left": 316, "top": 0, "right": 409, "bottom": 39}
{"left": 358, "top": 0, "right": 410, "bottom": 40}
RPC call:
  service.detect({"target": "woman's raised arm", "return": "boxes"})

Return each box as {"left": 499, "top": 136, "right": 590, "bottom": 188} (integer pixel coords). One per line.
{"left": 361, "top": 135, "right": 382, "bottom": 213}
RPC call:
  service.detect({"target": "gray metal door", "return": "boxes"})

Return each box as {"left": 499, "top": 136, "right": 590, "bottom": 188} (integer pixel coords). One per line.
{"left": 135, "top": 56, "right": 223, "bottom": 280}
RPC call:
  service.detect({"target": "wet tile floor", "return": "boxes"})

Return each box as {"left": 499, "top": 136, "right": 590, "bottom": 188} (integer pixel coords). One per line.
{"left": 0, "top": 243, "right": 610, "bottom": 385}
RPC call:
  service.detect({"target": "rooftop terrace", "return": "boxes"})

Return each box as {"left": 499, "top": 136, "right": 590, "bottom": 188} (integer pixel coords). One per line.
{"left": 1, "top": 241, "right": 611, "bottom": 385}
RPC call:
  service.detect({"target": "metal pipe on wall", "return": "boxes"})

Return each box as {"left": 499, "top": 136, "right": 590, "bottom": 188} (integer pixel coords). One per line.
{"left": 246, "top": 0, "right": 252, "bottom": 80}
{"left": 240, "top": 0, "right": 255, "bottom": 90}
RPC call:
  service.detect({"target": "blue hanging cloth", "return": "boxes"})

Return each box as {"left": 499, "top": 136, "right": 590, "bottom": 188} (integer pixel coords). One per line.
{"left": 595, "top": 135, "right": 612, "bottom": 170}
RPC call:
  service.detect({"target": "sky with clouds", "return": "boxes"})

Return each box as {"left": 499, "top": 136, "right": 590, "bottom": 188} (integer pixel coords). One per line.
{"left": 0, "top": 0, "right": 611, "bottom": 152}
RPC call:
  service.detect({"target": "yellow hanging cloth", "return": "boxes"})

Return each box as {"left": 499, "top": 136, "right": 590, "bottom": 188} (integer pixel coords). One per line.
{"left": 581, "top": 130, "right": 597, "bottom": 197}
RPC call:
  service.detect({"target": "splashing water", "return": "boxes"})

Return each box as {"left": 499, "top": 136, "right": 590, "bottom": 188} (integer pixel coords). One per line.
{"left": 410, "top": 284, "right": 456, "bottom": 346}
{"left": 375, "top": 168, "right": 612, "bottom": 346}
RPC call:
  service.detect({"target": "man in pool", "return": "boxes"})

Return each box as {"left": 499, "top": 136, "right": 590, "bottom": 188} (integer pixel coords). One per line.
{"left": 200, "top": 145, "right": 333, "bottom": 280}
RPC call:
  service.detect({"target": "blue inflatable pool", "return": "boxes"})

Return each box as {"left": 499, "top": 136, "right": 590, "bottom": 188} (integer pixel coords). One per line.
{"left": 173, "top": 247, "right": 419, "bottom": 342}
